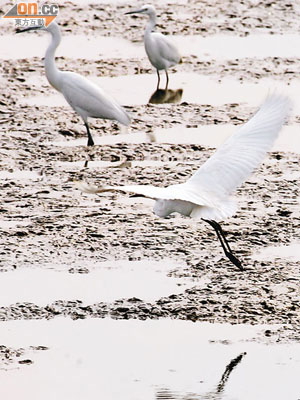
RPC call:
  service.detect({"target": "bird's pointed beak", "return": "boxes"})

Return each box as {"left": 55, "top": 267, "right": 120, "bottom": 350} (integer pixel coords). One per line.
{"left": 125, "top": 9, "right": 144, "bottom": 15}
{"left": 16, "top": 26, "right": 42, "bottom": 34}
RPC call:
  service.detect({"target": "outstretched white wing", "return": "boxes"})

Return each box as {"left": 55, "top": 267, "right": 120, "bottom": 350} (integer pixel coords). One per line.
{"left": 76, "top": 94, "right": 291, "bottom": 214}
{"left": 187, "top": 94, "right": 291, "bottom": 196}
{"left": 75, "top": 181, "right": 213, "bottom": 206}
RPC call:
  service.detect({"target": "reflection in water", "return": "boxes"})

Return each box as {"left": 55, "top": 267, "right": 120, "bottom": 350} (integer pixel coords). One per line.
{"left": 156, "top": 352, "right": 246, "bottom": 400}
{"left": 216, "top": 352, "right": 246, "bottom": 393}
{"left": 149, "top": 88, "right": 183, "bottom": 104}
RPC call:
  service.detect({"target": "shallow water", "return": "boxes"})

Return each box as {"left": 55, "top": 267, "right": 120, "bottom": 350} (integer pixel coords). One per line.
{"left": 174, "top": 34, "right": 300, "bottom": 60}
{"left": 1, "top": 3, "right": 300, "bottom": 399}
{"left": 0, "top": 169, "right": 42, "bottom": 181}
{"left": 153, "top": 124, "right": 300, "bottom": 153}
{"left": 19, "top": 71, "right": 300, "bottom": 115}
{"left": 1, "top": 34, "right": 142, "bottom": 60}
{"left": 0, "top": 318, "right": 299, "bottom": 400}
{"left": 57, "top": 159, "right": 179, "bottom": 170}
{"left": 2, "top": 33, "right": 300, "bottom": 60}
{"left": 254, "top": 243, "right": 300, "bottom": 262}
{"left": 0, "top": 220, "right": 31, "bottom": 230}
{"left": 51, "top": 131, "right": 154, "bottom": 147}
{"left": 0, "top": 260, "right": 204, "bottom": 306}
{"left": 51, "top": 124, "right": 300, "bottom": 154}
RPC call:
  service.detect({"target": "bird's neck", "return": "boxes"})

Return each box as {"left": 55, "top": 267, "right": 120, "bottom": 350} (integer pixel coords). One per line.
{"left": 44, "top": 28, "right": 62, "bottom": 91}
{"left": 145, "top": 13, "right": 157, "bottom": 35}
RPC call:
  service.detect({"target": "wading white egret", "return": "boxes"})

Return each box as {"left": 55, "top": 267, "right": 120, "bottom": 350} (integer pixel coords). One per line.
{"left": 125, "top": 4, "right": 181, "bottom": 90}
{"left": 76, "top": 94, "right": 291, "bottom": 269}
{"left": 17, "top": 21, "right": 130, "bottom": 146}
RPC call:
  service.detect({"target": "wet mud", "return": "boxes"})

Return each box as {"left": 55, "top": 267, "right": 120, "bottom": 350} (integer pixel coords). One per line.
{"left": 0, "top": 0, "right": 300, "bottom": 373}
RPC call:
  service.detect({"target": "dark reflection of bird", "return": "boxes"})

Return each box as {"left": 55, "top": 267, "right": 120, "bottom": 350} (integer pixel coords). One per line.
{"left": 126, "top": 4, "right": 181, "bottom": 90}
{"left": 149, "top": 89, "right": 183, "bottom": 104}
{"left": 155, "top": 352, "right": 247, "bottom": 400}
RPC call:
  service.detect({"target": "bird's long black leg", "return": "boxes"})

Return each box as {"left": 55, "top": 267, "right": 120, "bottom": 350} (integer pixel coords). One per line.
{"left": 209, "top": 222, "right": 229, "bottom": 255}
{"left": 165, "top": 70, "right": 169, "bottom": 90}
{"left": 212, "top": 220, "right": 234, "bottom": 253}
{"left": 156, "top": 70, "right": 160, "bottom": 90}
{"left": 84, "top": 121, "right": 94, "bottom": 147}
{"left": 202, "top": 218, "right": 243, "bottom": 271}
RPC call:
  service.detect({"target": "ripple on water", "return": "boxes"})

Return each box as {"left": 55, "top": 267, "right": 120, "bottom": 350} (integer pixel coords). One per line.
{"left": 0, "top": 319, "right": 298, "bottom": 400}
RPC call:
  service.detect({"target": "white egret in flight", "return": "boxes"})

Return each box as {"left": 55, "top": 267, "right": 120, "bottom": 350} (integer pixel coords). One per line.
{"left": 76, "top": 94, "right": 291, "bottom": 269}
{"left": 126, "top": 4, "right": 181, "bottom": 90}
{"left": 17, "top": 21, "right": 130, "bottom": 146}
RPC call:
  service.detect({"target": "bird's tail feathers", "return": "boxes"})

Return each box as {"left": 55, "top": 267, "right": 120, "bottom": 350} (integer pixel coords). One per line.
{"left": 190, "top": 198, "right": 237, "bottom": 222}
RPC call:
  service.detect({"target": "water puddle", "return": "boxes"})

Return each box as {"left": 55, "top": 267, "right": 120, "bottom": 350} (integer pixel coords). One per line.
{"left": 57, "top": 159, "right": 178, "bottom": 170}
{"left": 0, "top": 260, "right": 205, "bottom": 306}
{"left": 52, "top": 124, "right": 300, "bottom": 154}
{"left": 52, "top": 131, "right": 155, "bottom": 147}
{"left": 1, "top": 34, "right": 142, "bottom": 60}
{"left": 0, "top": 170, "right": 42, "bottom": 181}
{"left": 153, "top": 124, "right": 300, "bottom": 153}
{"left": 0, "top": 318, "right": 299, "bottom": 399}
{"left": 174, "top": 34, "right": 300, "bottom": 59}
{"left": 254, "top": 243, "right": 300, "bottom": 262}
{"left": 18, "top": 92, "right": 65, "bottom": 108}
{"left": 19, "top": 72, "right": 300, "bottom": 113}
{"left": 0, "top": 220, "right": 31, "bottom": 230}
{"left": 2, "top": 33, "right": 300, "bottom": 61}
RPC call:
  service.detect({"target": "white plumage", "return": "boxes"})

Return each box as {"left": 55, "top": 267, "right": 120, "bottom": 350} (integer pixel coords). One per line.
{"left": 126, "top": 4, "right": 181, "bottom": 90}
{"left": 59, "top": 71, "right": 130, "bottom": 125}
{"left": 76, "top": 94, "right": 291, "bottom": 222}
{"left": 18, "top": 21, "right": 130, "bottom": 146}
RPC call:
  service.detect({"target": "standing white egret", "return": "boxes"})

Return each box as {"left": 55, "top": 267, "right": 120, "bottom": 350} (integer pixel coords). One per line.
{"left": 125, "top": 4, "right": 181, "bottom": 90}
{"left": 76, "top": 94, "right": 291, "bottom": 269}
{"left": 17, "top": 21, "right": 130, "bottom": 146}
